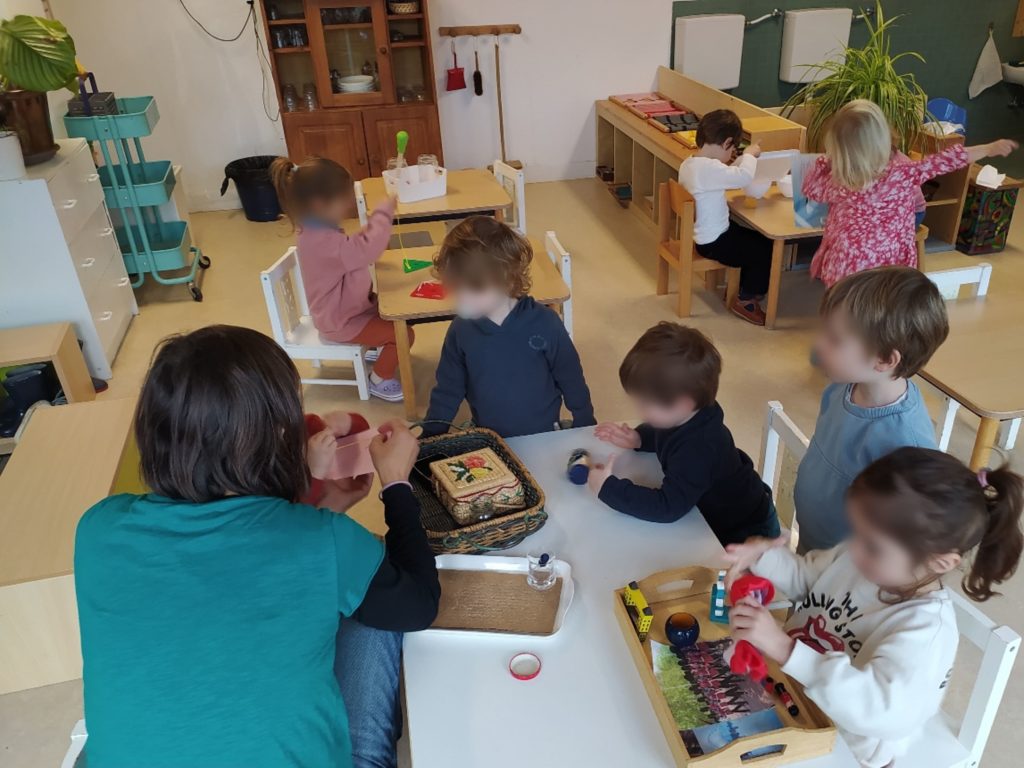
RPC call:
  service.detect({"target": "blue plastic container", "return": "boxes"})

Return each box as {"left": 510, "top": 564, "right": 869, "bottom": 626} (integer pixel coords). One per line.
{"left": 116, "top": 220, "right": 191, "bottom": 274}
{"left": 64, "top": 96, "right": 160, "bottom": 140}
{"left": 926, "top": 98, "right": 967, "bottom": 135}
{"left": 99, "top": 161, "right": 175, "bottom": 209}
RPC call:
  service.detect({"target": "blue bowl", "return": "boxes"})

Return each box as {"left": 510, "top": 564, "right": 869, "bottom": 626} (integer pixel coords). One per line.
{"left": 665, "top": 612, "right": 700, "bottom": 648}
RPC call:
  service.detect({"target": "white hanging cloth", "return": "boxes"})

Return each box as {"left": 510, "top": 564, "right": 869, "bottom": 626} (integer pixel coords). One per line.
{"left": 969, "top": 30, "right": 1003, "bottom": 99}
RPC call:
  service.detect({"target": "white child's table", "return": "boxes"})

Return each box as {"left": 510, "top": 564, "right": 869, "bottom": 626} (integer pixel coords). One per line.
{"left": 402, "top": 427, "right": 859, "bottom": 767}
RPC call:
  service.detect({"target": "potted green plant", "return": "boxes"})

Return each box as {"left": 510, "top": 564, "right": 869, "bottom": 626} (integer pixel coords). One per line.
{"left": 783, "top": 2, "right": 928, "bottom": 153}
{"left": 0, "top": 14, "right": 78, "bottom": 165}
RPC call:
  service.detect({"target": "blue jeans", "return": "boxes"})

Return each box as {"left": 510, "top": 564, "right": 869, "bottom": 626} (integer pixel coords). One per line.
{"left": 335, "top": 619, "right": 404, "bottom": 768}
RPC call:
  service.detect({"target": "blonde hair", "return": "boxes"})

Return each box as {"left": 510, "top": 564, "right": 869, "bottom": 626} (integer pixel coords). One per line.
{"left": 824, "top": 100, "right": 895, "bottom": 190}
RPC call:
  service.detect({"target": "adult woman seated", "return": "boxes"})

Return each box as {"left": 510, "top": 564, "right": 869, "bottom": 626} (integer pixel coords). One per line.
{"left": 74, "top": 325, "right": 439, "bottom": 768}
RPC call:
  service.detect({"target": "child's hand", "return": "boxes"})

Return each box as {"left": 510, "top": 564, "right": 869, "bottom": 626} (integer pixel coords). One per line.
{"left": 587, "top": 455, "right": 616, "bottom": 495}
{"left": 988, "top": 139, "right": 1019, "bottom": 157}
{"left": 308, "top": 429, "right": 337, "bottom": 480}
{"left": 723, "top": 534, "right": 789, "bottom": 591}
{"left": 319, "top": 474, "right": 373, "bottom": 513}
{"left": 321, "top": 411, "right": 354, "bottom": 437}
{"left": 594, "top": 422, "right": 641, "bottom": 450}
{"left": 369, "top": 420, "right": 418, "bottom": 486}
{"left": 744, "top": 142, "right": 762, "bottom": 158}
{"left": 729, "top": 599, "right": 795, "bottom": 664}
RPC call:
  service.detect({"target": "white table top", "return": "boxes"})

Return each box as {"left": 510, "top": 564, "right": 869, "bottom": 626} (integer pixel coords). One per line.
{"left": 403, "top": 427, "right": 857, "bottom": 767}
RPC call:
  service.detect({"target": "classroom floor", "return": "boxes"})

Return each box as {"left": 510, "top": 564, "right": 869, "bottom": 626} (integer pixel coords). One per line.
{"left": 2, "top": 178, "right": 1023, "bottom": 767}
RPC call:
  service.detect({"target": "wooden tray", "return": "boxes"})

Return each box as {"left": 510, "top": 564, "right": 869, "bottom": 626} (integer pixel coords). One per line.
{"left": 428, "top": 555, "right": 575, "bottom": 637}
{"left": 612, "top": 566, "right": 835, "bottom": 767}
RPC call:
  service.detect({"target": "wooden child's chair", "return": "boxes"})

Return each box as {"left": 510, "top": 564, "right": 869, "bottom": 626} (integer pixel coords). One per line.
{"left": 260, "top": 248, "right": 370, "bottom": 398}
{"left": 656, "top": 180, "right": 739, "bottom": 318}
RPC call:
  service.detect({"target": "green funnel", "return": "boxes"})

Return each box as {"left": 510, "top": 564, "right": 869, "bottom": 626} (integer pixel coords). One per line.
{"left": 396, "top": 130, "right": 409, "bottom": 159}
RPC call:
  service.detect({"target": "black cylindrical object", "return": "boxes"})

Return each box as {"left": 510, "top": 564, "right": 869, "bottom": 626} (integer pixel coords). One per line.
{"left": 221, "top": 156, "right": 283, "bottom": 222}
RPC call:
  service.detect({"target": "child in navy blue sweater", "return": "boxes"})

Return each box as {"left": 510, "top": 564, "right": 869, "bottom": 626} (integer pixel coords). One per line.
{"left": 422, "top": 217, "right": 595, "bottom": 438}
{"left": 591, "top": 322, "right": 778, "bottom": 545}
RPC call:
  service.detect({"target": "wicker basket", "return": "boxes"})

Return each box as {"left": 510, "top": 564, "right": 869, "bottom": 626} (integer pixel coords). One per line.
{"left": 388, "top": 1, "right": 420, "bottom": 14}
{"left": 414, "top": 428, "right": 547, "bottom": 554}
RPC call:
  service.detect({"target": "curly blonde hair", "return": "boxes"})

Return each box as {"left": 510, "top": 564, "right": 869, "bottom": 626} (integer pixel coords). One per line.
{"left": 433, "top": 216, "right": 532, "bottom": 296}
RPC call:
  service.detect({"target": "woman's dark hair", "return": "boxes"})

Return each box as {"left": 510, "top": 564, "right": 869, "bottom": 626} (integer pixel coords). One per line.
{"left": 270, "top": 156, "right": 353, "bottom": 227}
{"left": 135, "top": 325, "right": 309, "bottom": 503}
{"left": 849, "top": 447, "right": 1024, "bottom": 602}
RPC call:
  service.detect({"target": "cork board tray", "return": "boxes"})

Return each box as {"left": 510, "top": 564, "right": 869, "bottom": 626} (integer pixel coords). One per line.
{"left": 427, "top": 555, "right": 575, "bottom": 637}
{"left": 612, "top": 566, "right": 835, "bottom": 767}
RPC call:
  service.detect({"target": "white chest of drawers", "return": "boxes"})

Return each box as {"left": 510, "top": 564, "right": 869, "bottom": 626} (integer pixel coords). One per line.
{"left": 0, "top": 138, "right": 137, "bottom": 380}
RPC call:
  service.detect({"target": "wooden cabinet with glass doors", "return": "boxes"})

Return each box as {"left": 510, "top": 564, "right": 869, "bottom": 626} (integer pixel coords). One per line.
{"left": 260, "top": 0, "right": 442, "bottom": 177}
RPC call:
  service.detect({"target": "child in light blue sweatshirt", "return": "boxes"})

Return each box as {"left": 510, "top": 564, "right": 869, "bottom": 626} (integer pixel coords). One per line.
{"left": 794, "top": 267, "right": 949, "bottom": 552}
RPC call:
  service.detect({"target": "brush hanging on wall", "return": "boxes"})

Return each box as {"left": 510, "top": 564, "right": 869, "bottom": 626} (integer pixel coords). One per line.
{"left": 474, "top": 47, "right": 484, "bottom": 96}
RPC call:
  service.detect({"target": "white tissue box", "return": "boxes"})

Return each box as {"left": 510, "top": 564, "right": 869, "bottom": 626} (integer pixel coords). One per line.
{"left": 382, "top": 165, "right": 448, "bottom": 203}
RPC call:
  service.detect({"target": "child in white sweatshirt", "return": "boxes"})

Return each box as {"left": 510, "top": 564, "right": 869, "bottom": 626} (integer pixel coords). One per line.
{"left": 724, "top": 447, "right": 1024, "bottom": 768}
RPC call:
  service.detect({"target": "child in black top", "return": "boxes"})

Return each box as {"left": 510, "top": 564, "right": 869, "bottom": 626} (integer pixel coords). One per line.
{"left": 590, "top": 322, "right": 778, "bottom": 545}
{"left": 422, "top": 217, "right": 595, "bottom": 438}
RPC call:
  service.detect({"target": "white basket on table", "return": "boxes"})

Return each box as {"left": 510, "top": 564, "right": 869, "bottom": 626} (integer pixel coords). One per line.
{"left": 382, "top": 164, "right": 447, "bottom": 204}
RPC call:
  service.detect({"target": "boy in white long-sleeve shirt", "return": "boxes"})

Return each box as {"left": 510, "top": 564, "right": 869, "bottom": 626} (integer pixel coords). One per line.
{"left": 678, "top": 109, "right": 774, "bottom": 325}
{"left": 724, "top": 448, "right": 1024, "bottom": 768}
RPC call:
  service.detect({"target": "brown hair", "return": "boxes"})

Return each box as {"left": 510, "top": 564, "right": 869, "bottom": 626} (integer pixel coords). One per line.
{"left": 619, "top": 322, "right": 721, "bottom": 409}
{"left": 433, "top": 215, "right": 532, "bottom": 296}
{"left": 135, "top": 325, "right": 309, "bottom": 503}
{"left": 850, "top": 447, "right": 1024, "bottom": 602}
{"left": 270, "top": 156, "right": 353, "bottom": 226}
{"left": 820, "top": 266, "right": 949, "bottom": 378}
{"left": 696, "top": 109, "right": 743, "bottom": 149}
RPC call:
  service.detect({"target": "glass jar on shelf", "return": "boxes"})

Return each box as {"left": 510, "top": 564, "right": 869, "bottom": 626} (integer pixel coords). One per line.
{"left": 282, "top": 83, "right": 300, "bottom": 112}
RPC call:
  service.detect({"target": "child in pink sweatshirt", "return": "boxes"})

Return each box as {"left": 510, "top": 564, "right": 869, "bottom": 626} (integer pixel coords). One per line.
{"left": 271, "top": 157, "right": 412, "bottom": 402}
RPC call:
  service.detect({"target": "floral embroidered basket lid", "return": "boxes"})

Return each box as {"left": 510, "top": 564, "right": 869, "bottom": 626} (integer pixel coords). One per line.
{"left": 429, "top": 448, "right": 518, "bottom": 497}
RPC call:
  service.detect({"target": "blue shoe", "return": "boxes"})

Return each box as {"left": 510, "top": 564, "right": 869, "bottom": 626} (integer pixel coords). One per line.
{"left": 369, "top": 377, "right": 404, "bottom": 402}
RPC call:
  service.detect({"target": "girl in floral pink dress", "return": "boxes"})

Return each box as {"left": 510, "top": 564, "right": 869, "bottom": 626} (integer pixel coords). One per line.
{"left": 803, "top": 99, "right": 1017, "bottom": 286}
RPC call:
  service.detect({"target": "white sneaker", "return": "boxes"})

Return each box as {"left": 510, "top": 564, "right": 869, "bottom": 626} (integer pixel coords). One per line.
{"left": 369, "top": 377, "right": 404, "bottom": 402}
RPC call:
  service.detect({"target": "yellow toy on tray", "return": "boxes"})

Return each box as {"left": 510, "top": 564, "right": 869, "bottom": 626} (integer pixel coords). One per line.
{"left": 429, "top": 447, "right": 526, "bottom": 525}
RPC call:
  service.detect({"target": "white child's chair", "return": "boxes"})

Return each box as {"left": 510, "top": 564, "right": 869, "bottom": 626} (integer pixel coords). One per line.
{"left": 758, "top": 400, "right": 810, "bottom": 551}
{"left": 260, "top": 248, "right": 370, "bottom": 398}
{"left": 544, "top": 230, "right": 573, "bottom": 339}
{"left": 60, "top": 719, "right": 86, "bottom": 768}
{"left": 493, "top": 160, "right": 526, "bottom": 235}
{"left": 758, "top": 400, "right": 1021, "bottom": 767}
{"left": 354, "top": 180, "right": 369, "bottom": 228}
{"left": 921, "top": 263, "right": 1019, "bottom": 453}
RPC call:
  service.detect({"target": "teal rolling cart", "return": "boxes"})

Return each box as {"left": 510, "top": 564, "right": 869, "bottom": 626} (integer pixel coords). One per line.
{"left": 64, "top": 96, "right": 210, "bottom": 301}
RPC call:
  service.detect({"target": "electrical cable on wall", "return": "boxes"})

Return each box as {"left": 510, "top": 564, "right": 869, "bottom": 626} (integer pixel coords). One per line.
{"left": 176, "top": 0, "right": 279, "bottom": 122}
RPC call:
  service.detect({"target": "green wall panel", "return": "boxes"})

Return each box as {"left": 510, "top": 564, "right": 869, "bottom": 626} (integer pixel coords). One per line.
{"left": 671, "top": 1, "right": 1024, "bottom": 175}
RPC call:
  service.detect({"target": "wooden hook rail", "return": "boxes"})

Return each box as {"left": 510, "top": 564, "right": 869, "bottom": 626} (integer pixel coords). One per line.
{"left": 438, "top": 24, "right": 521, "bottom": 37}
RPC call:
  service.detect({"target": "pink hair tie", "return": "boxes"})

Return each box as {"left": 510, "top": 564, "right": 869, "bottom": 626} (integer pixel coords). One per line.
{"left": 977, "top": 469, "right": 989, "bottom": 488}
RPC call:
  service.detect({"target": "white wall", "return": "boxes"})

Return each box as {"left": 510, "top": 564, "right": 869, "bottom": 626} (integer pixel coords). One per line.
{"left": 35, "top": 0, "right": 675, "bottom": 209}
{"left": 431, "top": 0, "right": 676, "bottom": 181}
{"left": 49, "top": 0, "right": 287, "bottom": 211}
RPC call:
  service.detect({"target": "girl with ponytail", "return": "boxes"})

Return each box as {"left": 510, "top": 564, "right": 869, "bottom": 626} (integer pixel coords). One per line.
{"left": 269, "top": 156, "right": 412, "bottom": 402}
{"left": 723, "top": 447, "right": 1024, "bottom": 767}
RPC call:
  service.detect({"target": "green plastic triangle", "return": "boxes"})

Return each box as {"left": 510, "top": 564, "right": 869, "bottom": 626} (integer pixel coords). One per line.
{"left": 403, "top": 258, "right": 432, "bottom": 273}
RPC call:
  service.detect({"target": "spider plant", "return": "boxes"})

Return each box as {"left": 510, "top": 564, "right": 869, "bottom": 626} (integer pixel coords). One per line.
{"left": 783, "top": 1, "right": 928, "bottom": 153}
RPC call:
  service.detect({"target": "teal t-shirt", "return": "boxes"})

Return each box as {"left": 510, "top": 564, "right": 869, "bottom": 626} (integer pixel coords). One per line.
{"left": 74, "top": 493, "right": 385, "bottom": 768}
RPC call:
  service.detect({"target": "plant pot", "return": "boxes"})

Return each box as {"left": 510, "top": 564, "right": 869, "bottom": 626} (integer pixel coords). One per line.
{"left": 0, "top": 131, "right": 26, "bottom": 180}
{"left": 0, "top": 89, "right": 58, "bottom": 165}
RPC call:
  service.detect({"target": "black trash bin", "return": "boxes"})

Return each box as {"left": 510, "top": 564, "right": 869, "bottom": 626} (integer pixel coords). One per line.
{"left": 221, "top": 156, "right": 283, "bottom": 222}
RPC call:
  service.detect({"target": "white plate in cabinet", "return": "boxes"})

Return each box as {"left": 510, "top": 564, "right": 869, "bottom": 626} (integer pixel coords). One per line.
{"left": 46, "top": 141, "right": 104, "bottom": 243}
{"left": 70, "top": 206, "right": 118, "bottom": 301}
{"left": 89, "top": 258, "right": 136, "bottom": 363}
